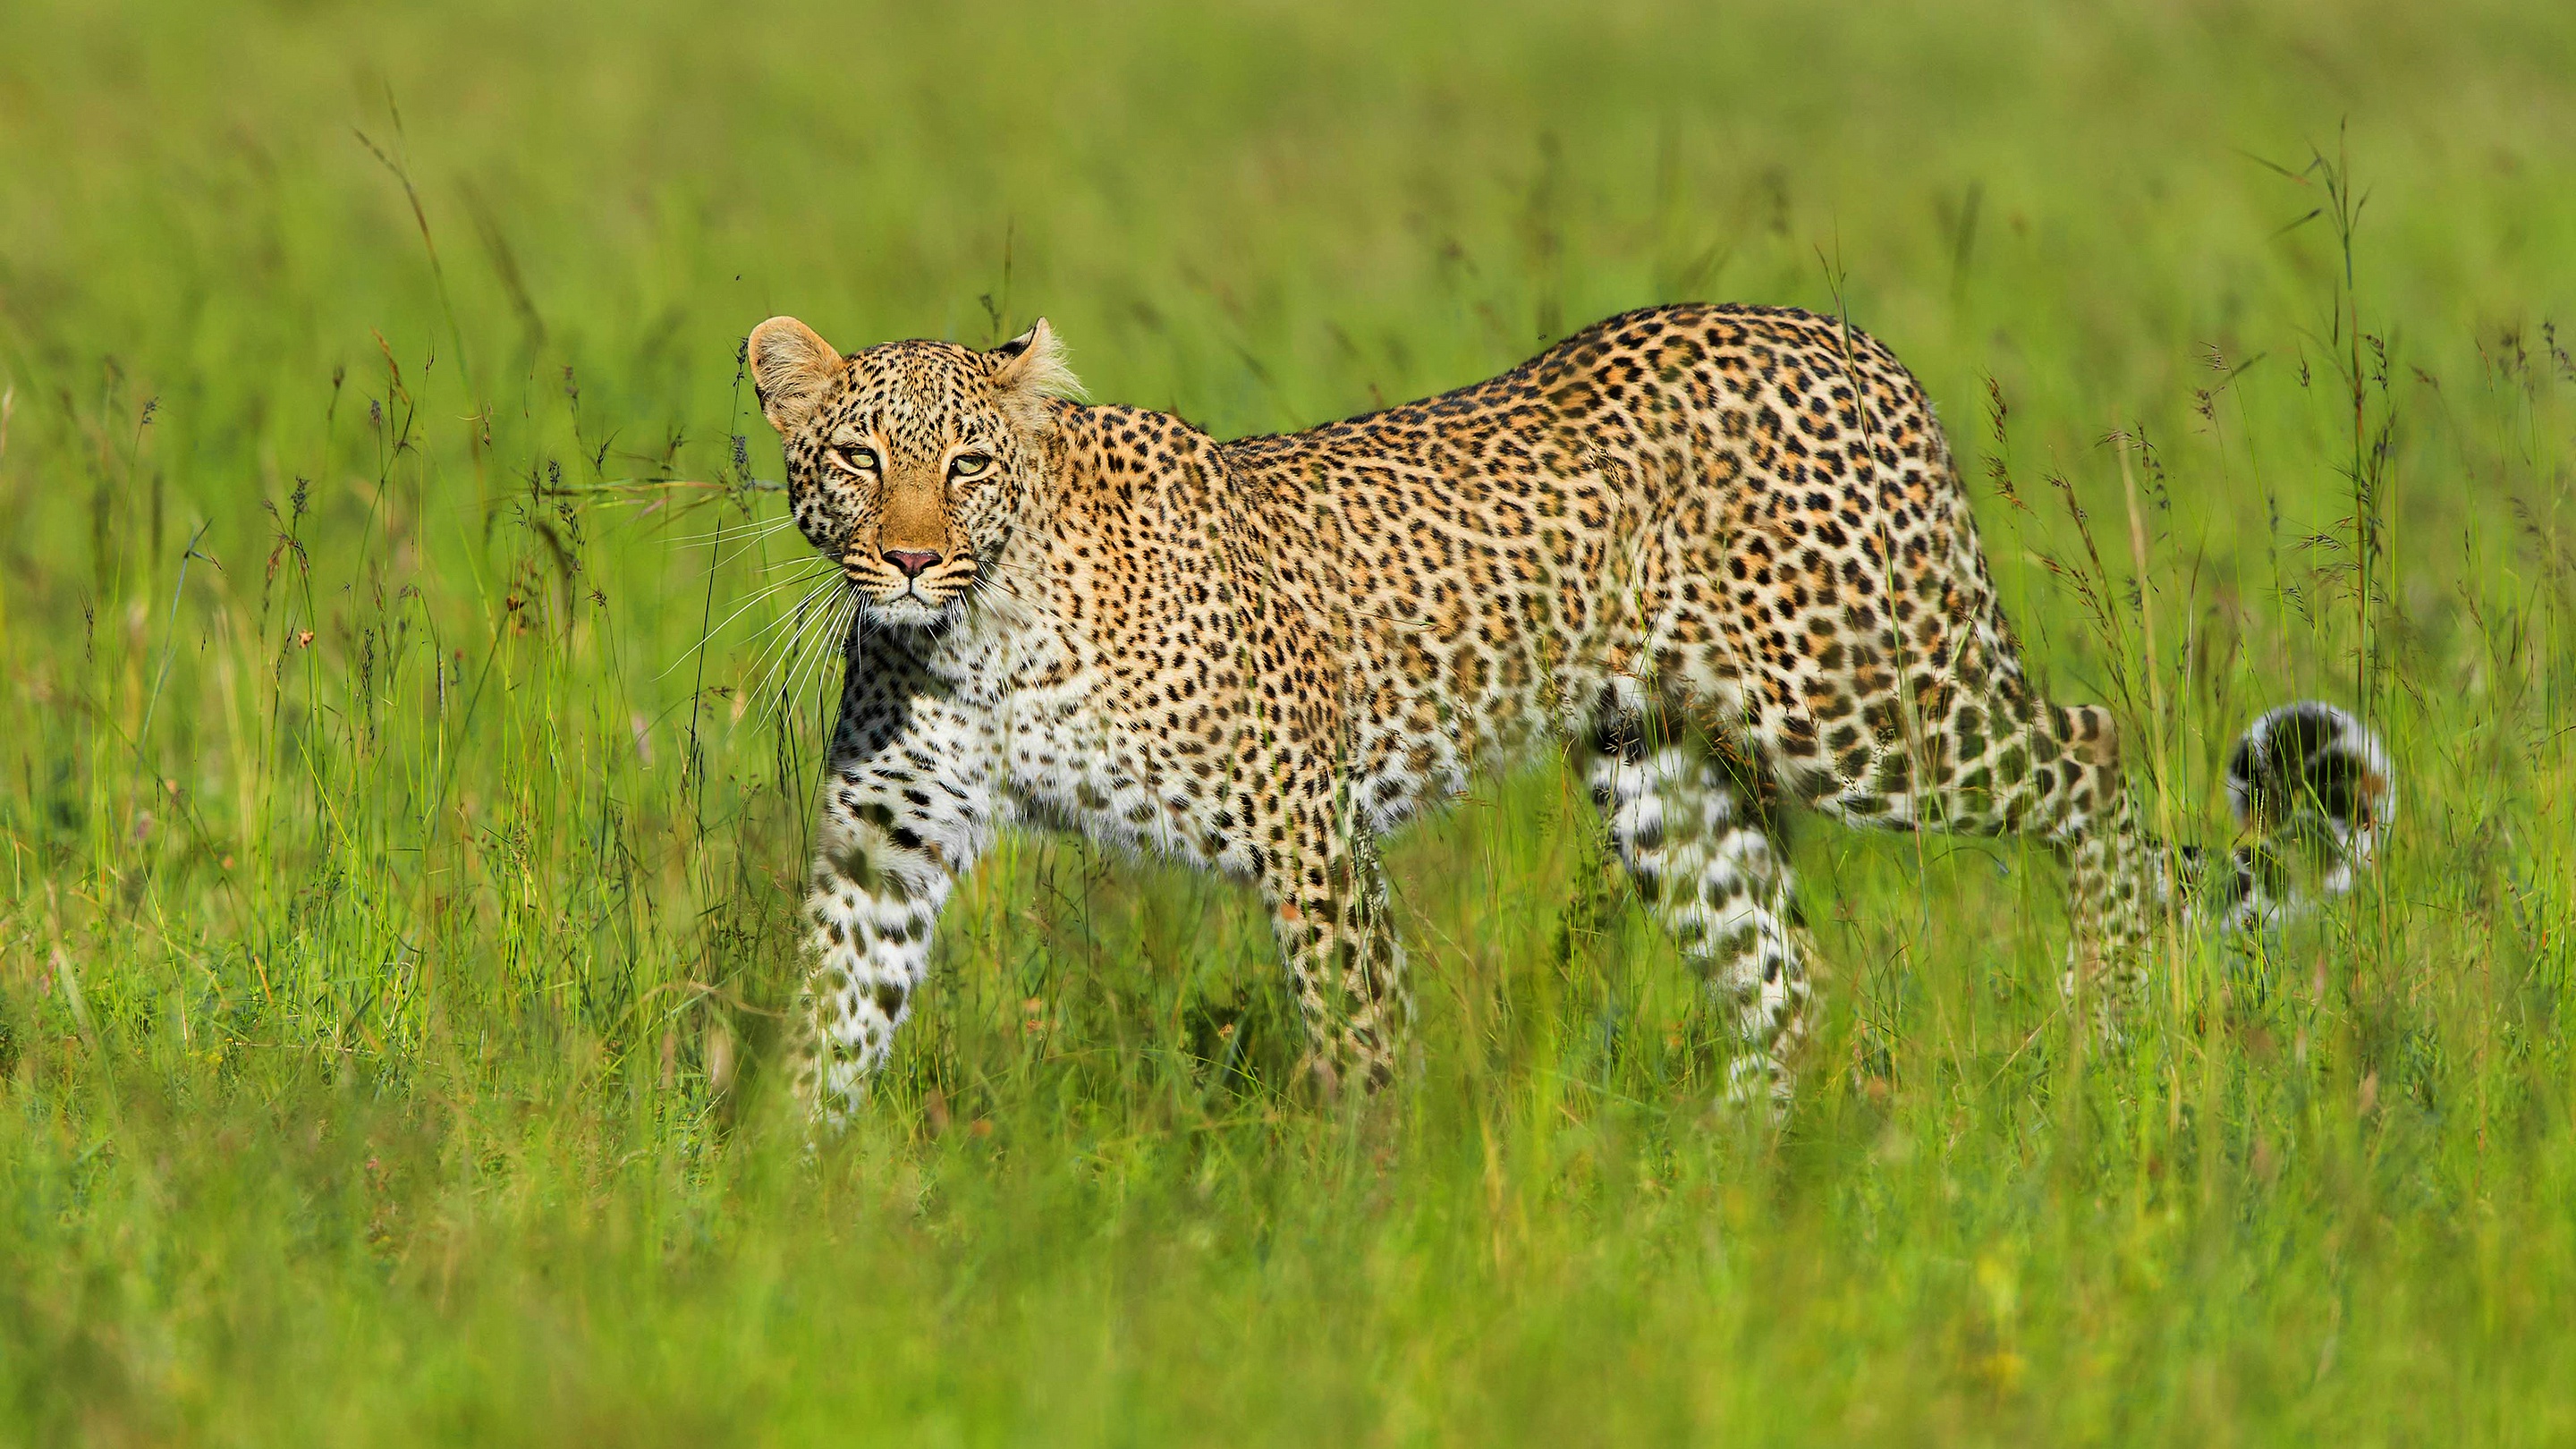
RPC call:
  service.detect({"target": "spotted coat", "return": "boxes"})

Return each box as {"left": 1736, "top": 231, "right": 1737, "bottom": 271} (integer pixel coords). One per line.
{"left": 742, "top": 303, "right": 2392, "bottom": 1122}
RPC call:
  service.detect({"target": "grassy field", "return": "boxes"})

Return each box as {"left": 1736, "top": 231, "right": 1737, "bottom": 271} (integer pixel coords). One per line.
{"left": 4, "top": 0, "right": 2575, "bottom": 1442}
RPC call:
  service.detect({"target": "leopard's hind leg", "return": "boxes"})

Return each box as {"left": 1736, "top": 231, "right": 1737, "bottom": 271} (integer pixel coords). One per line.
{"left": 1772, "top": 651, "right": 2167, "bottom": 1032}
{"left": 1583, "top": 700, "right": 1818, "bottom": 1114}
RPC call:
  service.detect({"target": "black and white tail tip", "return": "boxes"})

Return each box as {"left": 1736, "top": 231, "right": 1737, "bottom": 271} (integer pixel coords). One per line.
{"left": 2223, "top": 701, "right": 2394, "bottom": 916}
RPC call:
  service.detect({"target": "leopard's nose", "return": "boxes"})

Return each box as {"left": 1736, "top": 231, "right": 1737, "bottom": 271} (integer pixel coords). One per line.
{"left": 883, "top": 549, "right": 940, "bottom": 578}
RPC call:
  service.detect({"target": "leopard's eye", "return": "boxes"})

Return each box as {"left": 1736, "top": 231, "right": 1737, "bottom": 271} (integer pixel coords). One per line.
{"left": 828, "top": 445, "right": 879, "bottom": 476}
{"left": 949, "top": 453, "right": 994, "bottom": 480}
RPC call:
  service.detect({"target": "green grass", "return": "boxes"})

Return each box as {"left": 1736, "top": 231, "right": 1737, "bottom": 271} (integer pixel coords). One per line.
{"left": 4, "top": 0, "right": 2574, "bottom": 1442}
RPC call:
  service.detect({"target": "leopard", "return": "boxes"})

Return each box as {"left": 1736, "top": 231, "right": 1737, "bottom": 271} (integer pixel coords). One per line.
{"left": 741, "top": 302, "right": 2394, "bottom": 1124}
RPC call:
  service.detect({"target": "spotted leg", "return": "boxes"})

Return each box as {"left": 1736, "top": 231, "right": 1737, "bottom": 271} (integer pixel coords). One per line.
{"left": 790, "top": 641, "right": 999, "bottom": 1129}
{"left": 1908, "top": 695, "right": 2164, "bottom": 1035}
{"left": 2053, "top": 777, "right": 2165, "bottom": 1036}
{"left": 1586, "top": 713, "right": 1817, "bottom": 1114}
{"left": 1259, "top": 801, "right": 1413, "bottom": 1097}
{"left": 1776, "top": 667, "right": 2164, "bottom": 1038}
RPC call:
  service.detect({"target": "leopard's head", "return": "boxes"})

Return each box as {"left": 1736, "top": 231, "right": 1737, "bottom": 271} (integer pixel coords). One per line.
{"left": 746, "top": 316, "right": 1080, "bottom": 630}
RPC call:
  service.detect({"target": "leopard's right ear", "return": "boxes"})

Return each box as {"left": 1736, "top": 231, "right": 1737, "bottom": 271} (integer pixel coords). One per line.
{"left": 745, "top": 317, "right": 845, "bottom": 433}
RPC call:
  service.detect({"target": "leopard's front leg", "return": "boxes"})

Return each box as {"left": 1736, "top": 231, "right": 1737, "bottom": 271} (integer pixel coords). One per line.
{"left": 1258, "top": 802, "right": 1414, "bottom": 1097}
{"left": 791, "top": 660, "right": 997, "bottom": 1129}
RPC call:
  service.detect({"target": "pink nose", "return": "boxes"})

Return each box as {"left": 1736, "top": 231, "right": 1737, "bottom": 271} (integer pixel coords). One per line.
{"left": 883, "top": 549, "right": 940, "bottom": 578}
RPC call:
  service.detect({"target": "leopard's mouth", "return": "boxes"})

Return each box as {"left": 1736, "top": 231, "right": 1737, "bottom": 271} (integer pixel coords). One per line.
{"left": 846, "top": 565, "right": 976, "bottom": 629}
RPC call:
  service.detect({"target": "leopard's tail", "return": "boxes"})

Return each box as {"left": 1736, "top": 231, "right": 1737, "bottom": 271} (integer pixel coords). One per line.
{"left": 2189, "top": 701, "right": 2395, "bottom": 932}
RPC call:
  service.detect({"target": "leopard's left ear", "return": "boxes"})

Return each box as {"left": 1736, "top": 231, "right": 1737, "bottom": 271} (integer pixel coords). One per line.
{"left": 987, "top": 318, "right": 1082, "bottom": 430}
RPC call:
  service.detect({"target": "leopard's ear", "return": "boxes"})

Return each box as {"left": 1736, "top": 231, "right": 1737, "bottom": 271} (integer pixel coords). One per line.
{"left": 745, "top": 317, "right": 845, "bottom": 433}
{"left": 987, "top": 318, "right": 1082, "bottom": 431}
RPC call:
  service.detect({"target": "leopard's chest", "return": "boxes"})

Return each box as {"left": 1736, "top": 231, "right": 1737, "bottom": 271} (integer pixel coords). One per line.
{"left": 936, "top": 626, "right": 1247, "bottom": 876}
{"left": 1000, "top": 682, "right": 1242, "bottom": 871}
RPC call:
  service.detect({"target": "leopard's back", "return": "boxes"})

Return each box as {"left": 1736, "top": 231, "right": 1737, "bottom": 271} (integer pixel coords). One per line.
{"left": 1216, "top": 303, "right": 2019, "bottom": 829}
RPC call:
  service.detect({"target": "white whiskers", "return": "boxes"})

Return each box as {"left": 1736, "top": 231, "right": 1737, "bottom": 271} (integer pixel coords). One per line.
{"left": 750, "top": 580, "right": 860, "bottom": 736}
{"left": 659, "top": 556, "right": 843, "bottom": 683}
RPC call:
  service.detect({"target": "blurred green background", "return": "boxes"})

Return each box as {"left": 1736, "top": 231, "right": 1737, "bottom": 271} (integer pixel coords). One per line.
{"left": 3, "top": 0, "right": 2573, "bottom": 1443}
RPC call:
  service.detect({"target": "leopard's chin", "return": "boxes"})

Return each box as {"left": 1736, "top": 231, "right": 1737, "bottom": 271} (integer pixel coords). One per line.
{"left": 864, "top": 594, "right": 959, "bottom": 631}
